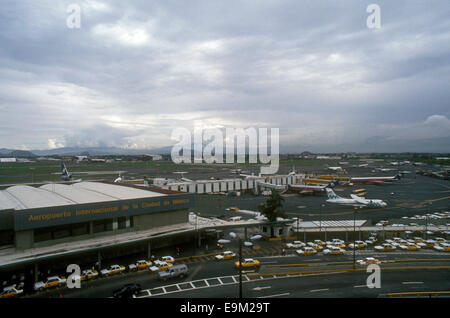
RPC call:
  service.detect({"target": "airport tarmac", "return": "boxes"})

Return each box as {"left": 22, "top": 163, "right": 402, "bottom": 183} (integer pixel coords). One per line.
{"left": 194, "top": 173, "right": 450, "bottom": 225}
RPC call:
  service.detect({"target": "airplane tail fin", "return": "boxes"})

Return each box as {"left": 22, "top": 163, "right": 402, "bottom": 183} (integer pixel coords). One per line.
{"left": 325, "top": 188, "right": 340, "bottom": 200}
{"left": 61, "top": 162, "right": 71, "bottom": 179}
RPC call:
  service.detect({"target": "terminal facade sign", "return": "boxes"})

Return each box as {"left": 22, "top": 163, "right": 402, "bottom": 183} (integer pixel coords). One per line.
{"left": 13, "top": 194, "right": 194, "bottom": 231}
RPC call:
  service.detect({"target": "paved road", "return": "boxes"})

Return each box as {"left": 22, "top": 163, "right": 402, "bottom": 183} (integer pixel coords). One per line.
{"left": 26, "top": 249, "right": 450, "bottom": 298}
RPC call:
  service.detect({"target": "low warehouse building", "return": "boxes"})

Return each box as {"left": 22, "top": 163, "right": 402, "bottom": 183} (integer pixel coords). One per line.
{"left": 0, "top": 181, "right": 194, "bottom": 250}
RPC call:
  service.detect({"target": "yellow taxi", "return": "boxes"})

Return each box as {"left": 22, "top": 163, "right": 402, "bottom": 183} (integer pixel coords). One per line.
{"left": 0, "top": 285, "right": 23, "bottom": 298}
{"left": 296, "top": 247, "right": 317, "bottom": 255}
{"left": 406, "top": 243, "right": 420, "bottom": 251}
{"left": 150, "top": 261, "right": 172, "bottom": 272}
{"left": 374, "top": 243, "right": 396, "bottom": 251}
{"left": 215, "top": 251, "right": 236, "bottom": 260}
{"left": 323, "top": 247, "right": 344, "bottom": 255}
{"left": 234, "top": 258, "right": 260, "bottom": 269}
{"left": 160, "top": 256, "right": 175, "bottom": 264}
{"left": 357, "top": 257, "right": 381, "bottom": 265}
{"left": 100, "top": 265, "right": 126, "bottom": 276}
{"left": 34, "top": 276, "right": 66, "bottom": 291}
{"left": 434, "top": 243, "right": 450, "bottom": 252}
{"left": 129, "top": 260, "right": 152, "bottom": 272}
{"left": 80, "top": 269, "right": 98, "bottom": 281}
{"left": 310, "top": 243, "right": 323, "bottom": 251}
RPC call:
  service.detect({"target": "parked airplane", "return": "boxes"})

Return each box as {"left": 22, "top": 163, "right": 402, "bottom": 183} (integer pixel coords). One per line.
{"left": 325, "top": 188, "right": 387, "bottom": 208}
{"left": 328, "top": 166, "right": 343, "bottom": 172}
{"left": 350, "top": 174, "right": 401, "bottom": 184}
{"left": 288, "top": 183, "right": 328, "bottom": 194}
{"left": 374, "top": 168, "right": 397, "bottom": 172}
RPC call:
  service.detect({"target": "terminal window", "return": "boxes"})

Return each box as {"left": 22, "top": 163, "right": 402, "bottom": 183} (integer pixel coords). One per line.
{"left": 33, "top": 222, "right": 90, "bottom": 243}
{"left": 93, "top": 219, "right": 113, "bottom": 233}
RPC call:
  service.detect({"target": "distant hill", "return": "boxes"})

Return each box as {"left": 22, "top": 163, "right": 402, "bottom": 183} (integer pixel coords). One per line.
{"left": 29, "top": 146, "right": 173, "bottom": 156}
{"left": 0, "top": 149, "right": 37, "bottom": 158}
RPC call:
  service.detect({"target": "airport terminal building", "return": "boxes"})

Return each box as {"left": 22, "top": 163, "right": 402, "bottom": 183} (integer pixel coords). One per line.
{"left": 0, "top": 181, "right": 194, "bottom": 250}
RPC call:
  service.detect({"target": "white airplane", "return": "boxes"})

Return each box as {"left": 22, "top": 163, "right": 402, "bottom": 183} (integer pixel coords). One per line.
{"left": 325, "top": 188, "right": 387, "bottom": 208}
{"left": 173, "top": 171, "right": 193, "bottom": 182}
{"left": 289, "top": 183, "right": 328, "bottom": 194}
{"left": 350, "top": 174, "right": 401, "bottom": 184}
{"left": 375, "top": 168, "right": 397, "bottom": 172}
{"left": 327, "top": 166, "right": 343, "bottom": 172}
{"left": 352, "top": 163, "right": 369, "bottom": 168}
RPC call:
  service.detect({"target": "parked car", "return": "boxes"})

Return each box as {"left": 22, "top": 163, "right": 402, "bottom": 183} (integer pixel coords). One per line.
{"left": 296, "top": 247, "right": 317, "bottom": 255}
{"left": 100, "top": 265, "right": 126, "bottom": 277}
{"left": 323, "top": 247, "right": 345, "bottom": 255}
{"left": 129, "top": 260, "right": 152, "bottom": 272}
{"left": 0, "top": 284, "right": 24, "bottom": 298}
{"left": 160, "top": 256, "right": 175, "bottom": 264}
{"left": 80, "top": 269, "right": 98, "bottom": 281}
{"left": 150, "top": 261, "right": 172, "bottom": 272}
{"left": 357, "top": 257, "right": 381, "bottom": 265}
{"left": 374, "top": 243, "right": 396, "bottom": 251}
{"left": 34, "top": 276, "right": 66, "bottom": 291}
{"left": 286, "top": 241, "right": 306, "bottom": 249}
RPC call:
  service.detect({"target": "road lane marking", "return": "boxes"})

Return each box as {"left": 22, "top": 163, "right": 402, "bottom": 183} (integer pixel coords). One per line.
{"left": 259, "top": 292, "right": 290, "bottom": 298}
{"left": 354, "top": 285, "right": 368, "bottom": 288}
{"left": 402, "top": 282, "right": 423, "bottom": 284}
{"left": 253, "top": 286, "right": 272, "bottom": 291}
{"left": 310, "top": 288, "right": 329, "bottom": 293}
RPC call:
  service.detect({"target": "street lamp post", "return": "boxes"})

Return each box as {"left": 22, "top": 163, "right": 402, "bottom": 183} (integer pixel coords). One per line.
{"left": 319, "top": 205, "right": 322, "bottom": 239}
{"left": 239, "top": 237, "right": 242, "bottom": 299}
{"left": 353, "top": 212, "right": 356, "bottom": 269}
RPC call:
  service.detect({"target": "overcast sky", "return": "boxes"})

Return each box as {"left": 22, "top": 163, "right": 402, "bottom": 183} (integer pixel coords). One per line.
{"left": 0, "top": 0, "right": 449, "bottom": 153}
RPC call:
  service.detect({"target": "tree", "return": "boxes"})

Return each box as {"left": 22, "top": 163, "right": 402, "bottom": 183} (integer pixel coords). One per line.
{"left": 257, "top": 191, "right": 286, "bottom": 222}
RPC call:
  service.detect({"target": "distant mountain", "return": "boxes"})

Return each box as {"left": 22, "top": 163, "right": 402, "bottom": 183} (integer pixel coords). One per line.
{"left": 0, "top": 149, "right": 37, "bottom": 158}
{"left": 29, "top": 146, "right": 173, "bottom": 156}
{"left": 0, "top": 148, "right": 15, "bottom": 155}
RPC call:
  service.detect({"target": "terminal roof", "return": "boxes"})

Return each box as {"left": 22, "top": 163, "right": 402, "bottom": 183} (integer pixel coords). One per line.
{"left": 0, "top": 181, "right": 167, "bottom": 211}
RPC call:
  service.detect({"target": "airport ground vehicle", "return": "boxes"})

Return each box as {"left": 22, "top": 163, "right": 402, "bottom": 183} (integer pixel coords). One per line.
{"left": 34, "top": 276, "right": 66, "bottom": 291}
{"left": 100, "top": 265, "right": 126, "bottom": 276}
{"left": 215, "top": 251, "right": 236, "bottom": 260}
{"left": 113, "top": 283, "right": 142, "bottom": 298}
{"left": 235, "top": 258, "right": 260, "bottom": 269}
{"left": 158, "top": 264, "right": 189, "bottom": 281}
{"left": 129, "top": 260, "right": 152, "bottom": 272}
{"left": 80, "top": 269, "right": 98, "bottom": 281}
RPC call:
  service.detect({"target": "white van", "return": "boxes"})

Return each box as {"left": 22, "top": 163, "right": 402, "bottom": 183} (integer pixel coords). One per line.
{"left": 158, "top": 264, "right": 189, "bottom": 281}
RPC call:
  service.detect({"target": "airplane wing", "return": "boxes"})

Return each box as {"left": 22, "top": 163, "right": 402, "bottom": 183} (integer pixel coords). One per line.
{"left": 350, "top": 194, "right": 369, "bottom": 204}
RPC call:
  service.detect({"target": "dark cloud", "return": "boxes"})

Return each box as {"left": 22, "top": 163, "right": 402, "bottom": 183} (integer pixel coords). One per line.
{"left": 0, "top": 0, "right": 449, "bottom": 152}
